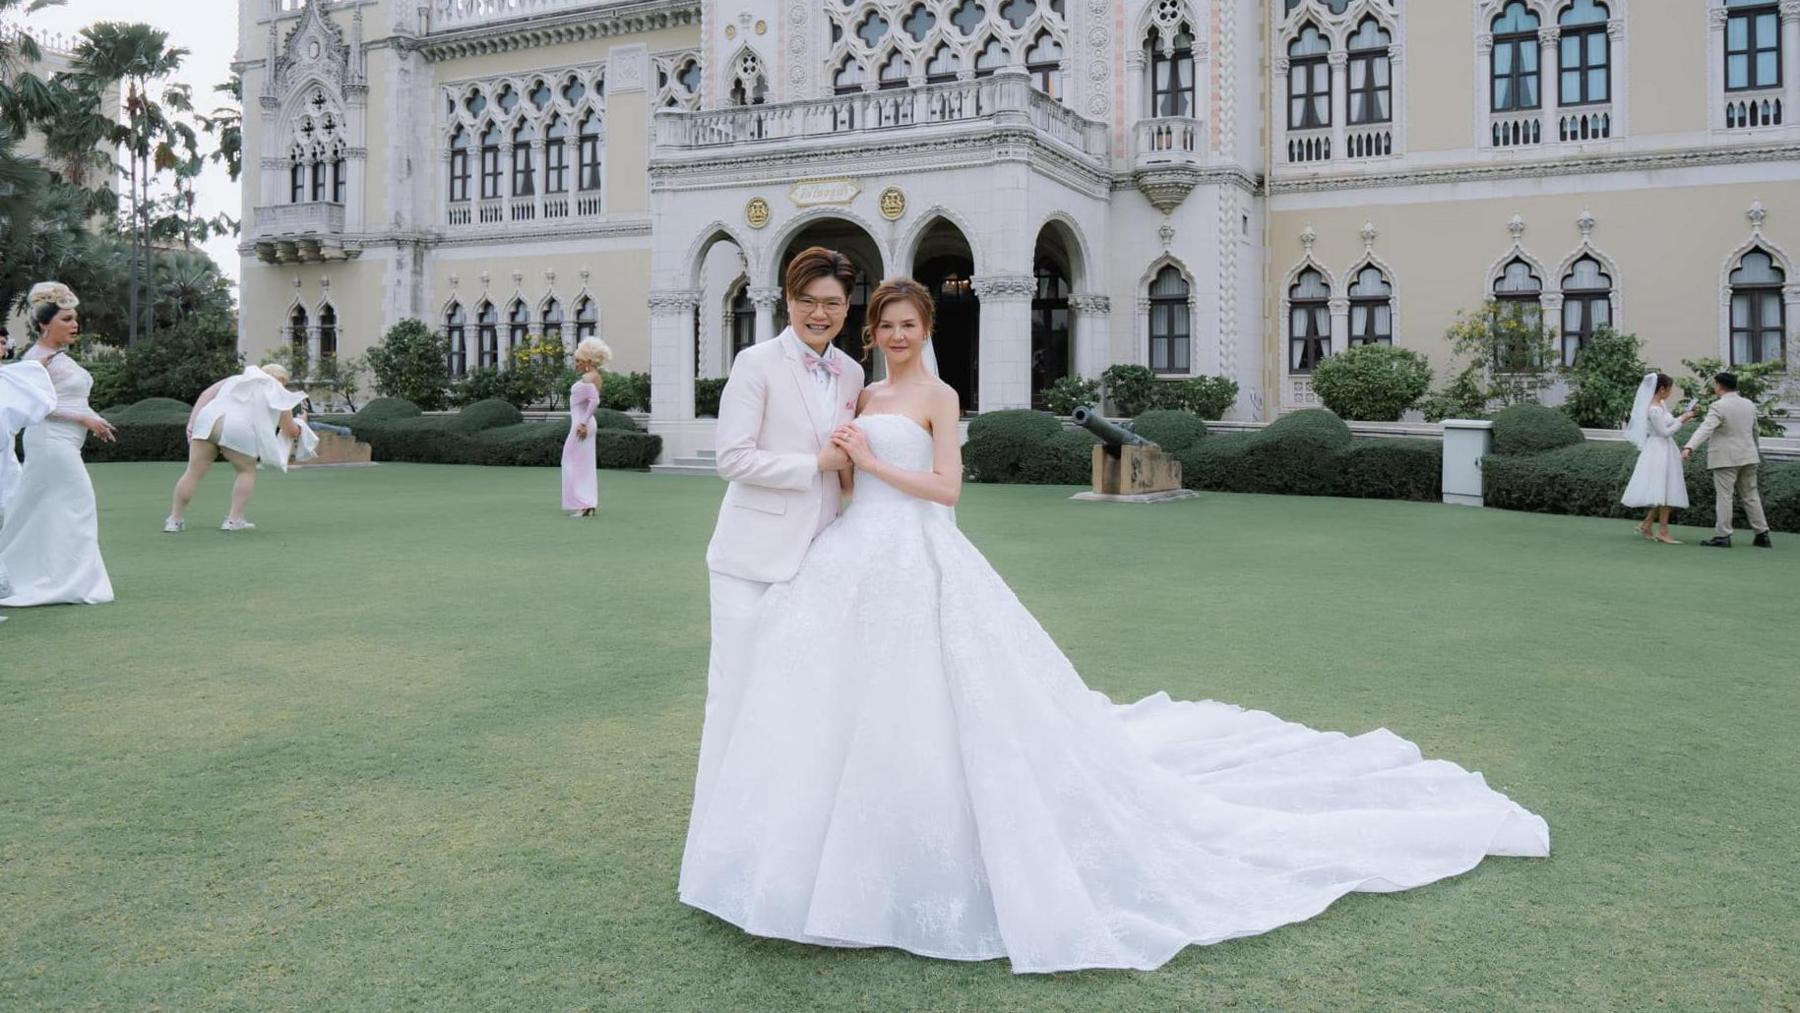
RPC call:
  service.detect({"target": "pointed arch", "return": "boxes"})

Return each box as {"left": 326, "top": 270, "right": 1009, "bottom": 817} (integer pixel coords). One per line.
{"left": 895, "top": 205, "right": 985, "bottom": 278}
{"left": 680, "top": 221, "right": 755, "bottom": 293}
{"left": 766, "top": 205, "right": 890, "bottom": 287}
{"left": 1718, "top": 225, "right": 1798, "bottom": 366}
{"left": 1035, "top": 211, "right": 1093, "bottom": 292}
{"left": 1138, "top": 254, "right": 1199, "bottom": 375}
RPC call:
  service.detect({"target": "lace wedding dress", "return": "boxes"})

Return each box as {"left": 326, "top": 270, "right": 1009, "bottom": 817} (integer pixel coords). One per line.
{"left": 679, "top": 413, "right": 1549, "bottom": 974}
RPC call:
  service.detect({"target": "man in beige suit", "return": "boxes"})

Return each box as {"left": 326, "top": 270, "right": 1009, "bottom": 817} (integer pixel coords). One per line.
{"left": 681, "top": 247, "right": 866, "bottom": 891}
{"left": 1682, "top": 371, "right": 1772, "bottom": 548}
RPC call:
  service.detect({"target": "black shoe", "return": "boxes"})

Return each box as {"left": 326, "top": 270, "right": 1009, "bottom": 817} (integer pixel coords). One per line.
{"left": 1701, "top": 536, "right": 1732, "bottom": 548}
{"left": 1753, "top": 531, "right": 1773, "bottom": 549}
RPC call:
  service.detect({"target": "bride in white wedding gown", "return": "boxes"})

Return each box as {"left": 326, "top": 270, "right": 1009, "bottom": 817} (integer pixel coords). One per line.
{"left": 679, "top": 280, "right": 1549, "bottom": 974}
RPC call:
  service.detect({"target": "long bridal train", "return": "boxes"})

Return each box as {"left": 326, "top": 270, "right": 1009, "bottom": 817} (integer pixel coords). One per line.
{"left": 680, "top": 415, "right": 1548, "bottom": 975}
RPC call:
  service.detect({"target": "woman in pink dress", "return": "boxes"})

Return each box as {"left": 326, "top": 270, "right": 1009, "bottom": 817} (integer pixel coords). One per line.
{"left": 561, "top": 336, "right": 611, "bottom": 516}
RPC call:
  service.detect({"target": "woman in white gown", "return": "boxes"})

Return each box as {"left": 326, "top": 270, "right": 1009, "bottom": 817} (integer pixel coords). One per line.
{"left": 1, "top": 333, "right": 58, "bottom": 523}
{"left": 679, "top": 279, "right": 1550, "bottom": 974}
{"left": 0, "top": 283, "right": 118, "bottom": 608}
{"left": 164, "top": 363, "right": 306, "bottom": 532}
{"left": 1620, "top": 372, "right": 1695, "bottom": 544}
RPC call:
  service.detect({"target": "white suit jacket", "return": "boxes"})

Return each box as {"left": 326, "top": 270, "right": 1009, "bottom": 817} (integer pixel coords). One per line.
{"left": 705, "top": 329, "right": 864, "bottom": 583}
{"left": 1685, "top": 391, "right": 1761, "bottom": 469}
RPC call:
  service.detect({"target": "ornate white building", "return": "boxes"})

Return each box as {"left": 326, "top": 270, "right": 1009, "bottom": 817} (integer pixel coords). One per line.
{"left": 235, "top": 0, "right": 1800, "bottom": 453}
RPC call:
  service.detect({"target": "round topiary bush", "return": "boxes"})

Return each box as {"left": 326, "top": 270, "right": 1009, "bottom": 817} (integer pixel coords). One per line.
{"left": 1128, "top": 409, "right": 1208, "bottom": 452}
{"left": 1237, "top": 408, "right": 1353, "bottom": 495}
{"left": 1491, "top": 402, "right": 1584, "bottom": 456}
{"left": 1020, "top": 427, "right": 1099, "bottom": 485}
{"left": 451, "top": 398, "right": 525, "bottom": 432}
{"left": 593, "top": 407, "right": 640, "bottom": 432}
{"left": 355, "top": 397, "right": 423, "bottom": 423}
{"left": 1309, "top": 344, "right": 1434, "bottom": 421}
{"left": 963, "top": 410, "right": 1062, "bottom": 483}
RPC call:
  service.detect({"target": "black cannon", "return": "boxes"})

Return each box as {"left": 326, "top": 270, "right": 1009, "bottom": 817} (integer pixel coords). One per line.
{"left": 1067, "top": 405, "right": 1188, "bottom": 500}
{"left": 1071, "top": 405, "right": 1152, "bottom": 448}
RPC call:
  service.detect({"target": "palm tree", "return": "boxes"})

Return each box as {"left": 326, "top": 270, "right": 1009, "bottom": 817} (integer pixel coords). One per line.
{"left": 0, "top": 0, "right": 65, "bottom": 133}
{"left": 202, "top": 73, "right": 241, "bottom": 183}
{"left": 67, "top": 21, "right": 192, "bottom": 344}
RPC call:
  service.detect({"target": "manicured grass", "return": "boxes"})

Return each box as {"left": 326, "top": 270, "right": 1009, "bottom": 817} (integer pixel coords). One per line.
{"left": 3, "top": 463, "right": 1796, "bottom": 1011}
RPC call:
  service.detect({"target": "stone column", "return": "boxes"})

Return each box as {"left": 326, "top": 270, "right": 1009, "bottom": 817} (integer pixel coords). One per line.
{"left": 1783, "top": 2, "right": 1800, "bottom": 117}
{"left": 1540, "top": 292, "right": 1565, "bottom": 367}
{"left": 1069, "top": 294, "right": 1112, "bottom": 381}
{"left": 1539, "top": 27, "right": 1560, "bottom": 121}
{"left": 1328, "top": 296, "right": 1350, "bottom": 358}
{"left": 649, "top": 289, "right": 700, "bottom": 421}
{"left": 972, "top": 275, "right": 1036, "bottom": 412}
{"left": 1328, "top": 51, "right": 1348, "bottom": 160}
{"left": 749, "top": 286, "right": 782, "bottom": 344}
{"left": 1783, "top": 281, "right": 1800, "bottom": 390}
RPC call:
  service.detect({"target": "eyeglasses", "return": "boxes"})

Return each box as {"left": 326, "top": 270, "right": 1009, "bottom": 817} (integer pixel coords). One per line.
{"left": 793, "top": 296, "right": 849, "bottom": 314}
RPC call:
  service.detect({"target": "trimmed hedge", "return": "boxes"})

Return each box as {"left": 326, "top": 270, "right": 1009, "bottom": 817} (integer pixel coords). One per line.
{"left": 1491, "top": 403, "right": 1584, "bottom": 456}
{"left": 1234, "top": 409, "right": 1353, "bottom": 495}
{"left": 1174, "top": 427, "right": 1439, "bottom": 504}
{"left": 344, "top": 399, "right": 661, "bottom": 470}
{"left": 87, "top": 397, "right": 193, "bottom": 463}
{"left": 1335, "top": 438, "right": 1442, "bottom": 501}
{"left": 963, "top": 410, "right": 1063, "bottom": 483}
{"left": 1128, "top": 410, "right": 1208, "bottom": 453}
{"left": 1483, "top": 439, "right": 1800, "bottom": 532}
{"left": 1020, "top": 428, "right": 1099, "bottom": 485}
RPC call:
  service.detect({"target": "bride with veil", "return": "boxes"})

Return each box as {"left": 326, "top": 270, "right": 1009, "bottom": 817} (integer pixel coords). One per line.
{"left": 679, "top": 278, "right": 1550, "bottom": 974}
{"left": 1620, "top": 372, "right": 1696, "bottom": 544}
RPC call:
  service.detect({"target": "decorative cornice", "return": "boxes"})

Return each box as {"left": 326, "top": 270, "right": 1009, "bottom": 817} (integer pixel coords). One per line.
{"left": 649, "top": 289, "right": 702, "bottom": 314}
{"left": 1268, "top": 143, "right": 1800, "bottom": 195}
{"left": 417, "top": 0, "right": 700, "bottom": 62}
{"left": 970, "top": 275, "right": 1036, "bottom": 301}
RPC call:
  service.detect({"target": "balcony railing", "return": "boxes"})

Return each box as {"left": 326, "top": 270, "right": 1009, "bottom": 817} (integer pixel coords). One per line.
{"left": 1285, "top": 126, "right": 1332, "bottom": 164}
{"left": 250, "top": 202, "right": 351, "bottom": 263}
{"left": 445, "top": 191, "right": 601, "bottom": 229}
{"left": 1133, "top": 117, "right": 1204, "bottom": 169}
{"left": 1344, "top": 124, "right": 1393, "bottom": 159}
{"left": 1557, "top": 105, "right": 1613, "bottom": 142}
{"left": 1724, "top": 88, "right": 1785, "bottom": 129}
{"left": 1490, "top": 110, "right": 1543, "bottom": 147}
{"left": 655, "top": 74, "right": 1109, "bottom": 162}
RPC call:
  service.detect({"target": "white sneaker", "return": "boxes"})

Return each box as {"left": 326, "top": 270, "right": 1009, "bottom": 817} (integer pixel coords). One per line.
{"left": 163, "top": 517, "right": 184, "bottom": 533}
{"left": 220, "top": 518, "right": 256, "bottom": 532}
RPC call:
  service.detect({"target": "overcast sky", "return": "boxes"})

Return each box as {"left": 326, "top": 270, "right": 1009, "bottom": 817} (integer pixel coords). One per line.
{"left": 21, "top": 0, "right": 243, "bottom": 285}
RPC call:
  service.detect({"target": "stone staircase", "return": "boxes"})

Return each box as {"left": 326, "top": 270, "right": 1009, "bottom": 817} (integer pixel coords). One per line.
{"left": 651, "top": 448, "right": 718, "bottom": 478}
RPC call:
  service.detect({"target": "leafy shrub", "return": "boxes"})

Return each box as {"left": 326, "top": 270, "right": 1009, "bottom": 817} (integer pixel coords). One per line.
{"left": 87, "top": 397, "right": 192, "bottom": 463}
{"left": 1309, "top": 344, "right": 1433, "bottom": 421}
{"left": 1491, "top": 403, "right": 1584, "bottom": 456}
{"left": 1334, "top": 439, "right": 1441, "bottom": 502}
{"left": 1234, "top": 409, "right": 1353, "bottom": 495}
{"left": 344, "top": 401, "right": 659, "bottom": 470}
{"left": 353, "top": 397, "right": 422, "bottom": 423}
{"left": 1175, "top": 434, "right": 1251, "bottom": 492}
{"left": 1101, "top": 365, "right": 1157, "bottom": 417}
{"left": 601, "top": 370, "right": 651, "bottom": 413}
{"left": 1128, "top": 409, "right": 1208, "bottom": 452}
{"left": 1676, "top": 357, "right": 1790, "bottom": 438}
{"left": 696, "top": 377, "right": 727, "bottom": 418}
{"left": 1152, "top": 375, "right": 1239, "bottom": 420}
{"left": 963, "top": 410, "right": 1063, "bottom": 483}
{"left": 452, "top": 367, "right": 504, "bottom": 407}
{"left": 594, "top": 408, "right": 639, "bottom": 432}
{"left": 1560, "top": 326, "right": 1647, "bottom": 428}
{"left": 448, "top": 398, "right": 524, "bottom": 432}
{"left": 1040, "top": 375, "right": 1101, "bottom": 416}
{"left": 1019, "top": 428, "right": 1098, "bottom": 485}
{"left": 366, "top": 318, "right": 452, "bottom": 411}
{"left": 1419, "top": 362, "right": 1489, "bottom": 423}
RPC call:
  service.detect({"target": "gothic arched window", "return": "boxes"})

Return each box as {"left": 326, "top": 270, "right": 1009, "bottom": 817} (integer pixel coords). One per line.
{"left": 1729, "top": 248, "right": 1786, "bottom": 365}
{"left": 1149, "top": 265, "right": 1192, "bottom": 374}
{"left": 1287, "top": 25, "right": 1331, "bottom": 129}
{"left": 1348, "top": 266, "right": 1393, "bottom": 347}
{"left": 1347, "top": 18, "right": 1392, "bottom": 125}
{"left": 1288, "top": 267, "right": 1329, "bottom": 372}
{"left": 1558, "top": 0, "right": 1610, "bottom": 106}
{"left": 1491, "top": 2, "right": 1542, "bottom": 112}
{"left": 1560, "top": 255, "right": 1613, "bottom": 365}
{"left": 446, "top": 302, "right": 467, "bottom": 377}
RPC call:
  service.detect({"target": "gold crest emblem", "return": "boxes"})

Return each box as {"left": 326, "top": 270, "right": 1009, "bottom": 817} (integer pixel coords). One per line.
{"left": 745, "top": 197, "right": 771, "bottom": 229}
{"left": 878, "top": 186, "right": 907, "bottom": 222}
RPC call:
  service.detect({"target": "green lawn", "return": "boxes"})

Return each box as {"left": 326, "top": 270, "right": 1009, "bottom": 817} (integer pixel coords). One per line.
{"left": 3, "top": 463, "right": 1796, "bottom": 1012}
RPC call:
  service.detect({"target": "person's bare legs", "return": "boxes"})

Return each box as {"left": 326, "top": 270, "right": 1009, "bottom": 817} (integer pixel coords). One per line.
{"left": 1654, "top": 506, "right": 1681, "bottom": 544}
{"left": 169, "top": 439, "right": 220, "bottom": 526}
{"left": 222, "top": 447, "right": 258, "bottom": 525}
{"left": 1638, "top": 508, "right": 1655, "bottom": 539}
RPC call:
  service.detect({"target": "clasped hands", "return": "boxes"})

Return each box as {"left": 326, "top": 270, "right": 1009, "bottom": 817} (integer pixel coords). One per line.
{"left": 818, "top": 422, "right": 874, "bottom": 471}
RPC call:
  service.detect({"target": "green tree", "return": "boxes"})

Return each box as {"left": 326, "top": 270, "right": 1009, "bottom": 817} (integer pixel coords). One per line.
{"left": 1419, "top": 301, "right": 1559, "bottom": 419}
{"left": 366, "top": 318, "right": 453, "bottom": 411}
{"left": 1677, "top": 357, "right": 1791, "bottom": 438}
{"left": 1560, "top": 326, "right": 1648, "bottom": 428}
{"left": 1310, "top": 343, "right": 1434, "bottom": 421}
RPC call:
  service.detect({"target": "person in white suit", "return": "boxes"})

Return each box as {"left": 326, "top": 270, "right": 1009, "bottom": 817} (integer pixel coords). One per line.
{"left": 1682, "top": 371, "right": 1772, "bottom": 549}
{"left": 681, "top": 247, "right": 866, "bottom": 890}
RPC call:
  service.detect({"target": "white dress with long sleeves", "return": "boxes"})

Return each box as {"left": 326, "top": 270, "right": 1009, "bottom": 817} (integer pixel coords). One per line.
{"left": 1621, "top": 404, "right": 1689, "bottom": 509}
{"left": 0, "top": 346, "right": 114, "bottom": 606}
{"left": 680, "top": 413, "right": 1550, "bottom": 975}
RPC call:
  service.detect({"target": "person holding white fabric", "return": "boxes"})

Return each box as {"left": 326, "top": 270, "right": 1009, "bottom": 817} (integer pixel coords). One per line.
{"left": 1620, "top": 372, "right": 1695, "bottom": 544}
{"left": 0, "top": 333, "right": 58, "bottom": 525}
{"left": 163, "top": 363, "right": 305, "bottom": 533}
{"left": 0, "top": 283, "right": 117, "bottom": 609}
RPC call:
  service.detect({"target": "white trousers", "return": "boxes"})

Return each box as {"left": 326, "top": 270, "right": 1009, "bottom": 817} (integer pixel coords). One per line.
{"left": 679, "top": 569, "right": 773, "bottom": 893}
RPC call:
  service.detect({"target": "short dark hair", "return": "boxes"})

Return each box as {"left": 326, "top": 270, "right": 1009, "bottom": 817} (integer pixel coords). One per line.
{"left": 1714, "top": 371, "right": 1739, "bottom": 392}
{"left": 32, "top": 300, "right": 62, "bottom": 331}
{"left": 783, "top": 246, "right": 856, "bottom": 301}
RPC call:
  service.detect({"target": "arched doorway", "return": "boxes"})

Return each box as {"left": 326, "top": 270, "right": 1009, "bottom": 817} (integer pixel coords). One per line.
{"left": 1031, "top": 222, "right": 1081, "bottom": 408}
{"left": 911, "top": 219, "right": 979, "bottom": 412}
{"left": 775, "top": 219, "right": 883, "bottom": 379}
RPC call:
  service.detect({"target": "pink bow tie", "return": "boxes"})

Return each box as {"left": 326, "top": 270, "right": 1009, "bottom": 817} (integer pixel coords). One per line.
{"left": 804, "top": 352, "right": 841, "bottom": 378}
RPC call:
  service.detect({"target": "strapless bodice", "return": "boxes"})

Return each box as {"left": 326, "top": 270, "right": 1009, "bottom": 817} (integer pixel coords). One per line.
{"left": 847, "top": 414, "right": 937, "bottom": 512}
